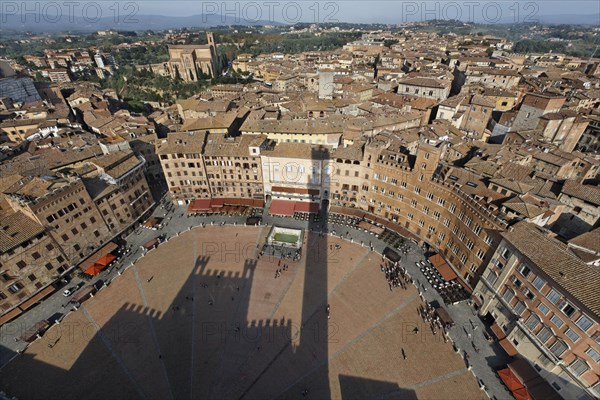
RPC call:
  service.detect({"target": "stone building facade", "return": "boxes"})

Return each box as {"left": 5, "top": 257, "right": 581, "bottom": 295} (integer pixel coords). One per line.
{"left": 474, "top": 222, "right": 600, "bottom": 400}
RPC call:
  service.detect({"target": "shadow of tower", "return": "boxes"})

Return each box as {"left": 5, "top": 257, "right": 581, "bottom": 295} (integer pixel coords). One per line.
{"left": 0, "top": 147, "right": 415, "bottom": 400}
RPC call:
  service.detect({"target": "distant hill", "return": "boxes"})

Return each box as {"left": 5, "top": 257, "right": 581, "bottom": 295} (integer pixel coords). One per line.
{"left": 0, "top": 13, "right": 285, "bottom": 32}
{"left": 0, "top": 12, "right": 598, "bottom": 33}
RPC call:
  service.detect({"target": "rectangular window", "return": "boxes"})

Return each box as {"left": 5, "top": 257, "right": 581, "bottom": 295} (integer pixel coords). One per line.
{"left": 518, "top": 264, "right": 531, "bottom": 277}
{"left": 485, "top": 234, "right": 493, "bottom": 245}
{"left": 538, "top": 302, "right": 551, "bottom": 315}
{"left": 547, "top": 289, "right": 561, "bottom": 305}
{"left": 561, "top": 302, "right": 576, "bottom": 318}
{"left": 576, "top": 315, "right": 593, "bottom": 332}
{"left": 501, "top": 247, "right": 512, "bottom": 260}
{"left": 586, "top": 347, "right": 600, "bottom": 363}
{"left": 476, "top": 249, "right": 485, "bottom": 260}
{"left": 551, "top": 314, "right": 564, "bottom": 328}
{"left": 514, "top": 301, "right": 526, "bottom": 316}
{"left": 565, "top": 329, "right": 580, "bottom": 343}
{"left": 8, "top": 283, "right": 23, "bottom": 294}
{"left": 532, "top": 276, "right": 545, "bottom": 291}
{"left": 511, "top": 276, "right": 522, "bottom": 288}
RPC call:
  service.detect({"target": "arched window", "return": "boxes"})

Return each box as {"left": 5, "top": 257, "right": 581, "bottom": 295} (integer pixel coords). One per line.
{"left": 536, "top": 325, "right": 552, "bottom": 344}
{"left": 570, "top": 358, "right": 589, "bottom": 377}
{"left": 549, "top": 339, "right": 568, "bottom": 358}
{"left": 503, "top": 288, "right": 515, "bottom": 303}
{"left": 525, "top": 314, "right": 541, "bottom": 331}
{"left": 486, "top": 271, "right": 498, "bottom": 285}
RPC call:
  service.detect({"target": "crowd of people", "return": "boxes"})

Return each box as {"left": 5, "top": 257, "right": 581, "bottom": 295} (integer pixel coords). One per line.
{"left": 418, "top": 302, "right": 447, "bottom": 338}
{"left": 259, "top": 244, "right": 302, "bottom": 262}
{"left": 274, "top": 259, "right": 290, "bottom": 279}
{"left": 380, "top": 258, "right": 413, "bottom": 291}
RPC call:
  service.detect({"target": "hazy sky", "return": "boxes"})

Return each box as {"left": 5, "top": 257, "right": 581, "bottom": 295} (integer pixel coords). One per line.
{"left": 128, "top": 1, "right": 598, "bottom": 22}
{"left": 10, "top": 1, "right": 600, "bottom": 24}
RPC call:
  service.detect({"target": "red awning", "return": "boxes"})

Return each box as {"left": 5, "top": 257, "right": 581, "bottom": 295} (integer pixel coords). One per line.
{"left": 98, "top": 254, "right": 117, "bottom": 267}
{"left": 18, "top": 285, "right": 55, "bottom": 311}
{"left": 508, "top": 360, "right": 562, "bottom": 400}
{"left": 252, "top": 199, "right": 264, "bottom": 208}
{"left": 512, "top": 387, "right": 533, "bottom": 400}
{"left": 143, "top": 238, "right": 160, "bottom": 250}
{"left": 143, "top": 217, "right": 158, "bottom": 228}
{"left": 270, "top": 200, "right": 296, "bottom": 216}
{"left": 294, "top": 202, "right": 320, "bottom": 213}
{"left": 79, "top": 242, "right": 118, "bottom": 272}
{"left": 498, "top": 368, "right": 525, "bottom": 392}
{"left": 329, "top": 206, "right": 366, "bottom": 219}
{"left": 428, "top": 253, "right": 458, "bottom": 282}
{"left": 211, "top": 198, "right": 225, "bottom": 208}
{"left": 72, "top": 285, "right": 97, "bottom": 303}
{"left": 358, "top": 221, "right": 385, "bottom": 235}
{"left": 499, "top": 337, "right": 519, "bottom": 357}
{"left": 0, "top": 307, "right": 22, "bottom": 326}
{"left": 188, "top": 199, "right": 212, "bottom": 212}
{"left": 84, "top": 254, "right": 117, "bottom": 276}
{"left": 491, "top": 322, "right": 507, "bottom": 340}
